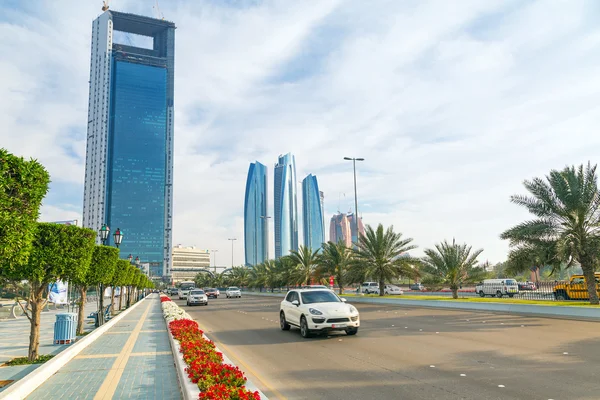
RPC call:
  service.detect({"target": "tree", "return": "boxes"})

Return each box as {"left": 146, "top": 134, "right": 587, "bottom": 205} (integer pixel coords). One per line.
{"left": 289, "top": 246, "right": 320, "bottom": 286}
{"left": 504, "top": 241, "right": 561, "bottom": 280}
{"left": 228, "top": 266, "right": 250, "bottom": 287}
{"left": 501, "top": 163, "right": 600, "bottom": 305}
{"left": 4, "top": 223, "right": 95, "bottom": 361}
{"left": 0, "top": 149, "right": 50, "bottom": 277}
{"left": 111, "top": 260, "right": 130, "bottom": 315}
{"left": 318, "top": 240, "right": 353, "bottom": 294}
{"left": 86, "top": 246, "right": 118, "bottom": 326}
{"left": 421, "top": 239, "right": 485, "bottom": 299}
{"left": 350, "top": 224, "right": 419, "bottom": 296}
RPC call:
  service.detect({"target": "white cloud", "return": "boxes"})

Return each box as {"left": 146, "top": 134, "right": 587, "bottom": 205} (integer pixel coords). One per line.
{"left": 2, "top": 0, "right": 600, "bottom": 266}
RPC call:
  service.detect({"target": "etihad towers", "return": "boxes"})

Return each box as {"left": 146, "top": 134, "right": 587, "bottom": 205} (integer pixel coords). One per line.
{"left": 274, "top": 153, "right": 299, "bottom": 258}
{"left": 244, "top": 162, "right": 269, "bottom": 266}
{"left": 302, "top": 174, "right": 325, "bottom": 252}
{"left": 82, "top": 10, "right": 175, "bottom": 277}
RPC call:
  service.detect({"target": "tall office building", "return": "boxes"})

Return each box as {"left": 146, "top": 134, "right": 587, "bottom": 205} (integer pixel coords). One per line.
{"left": 244, "top": 161, "right": 269, "bottom": 266}
{"left": 329, "top": 212, "right": 365, "bottom": 247}
{"left": 302, "top": 174, "right": 325, "bottom": 252}
{"left": 274, "top": 153, "right": 298, "bottom": 258}
{"left": 82, "top": 11, "right": 175, "bottom": 277}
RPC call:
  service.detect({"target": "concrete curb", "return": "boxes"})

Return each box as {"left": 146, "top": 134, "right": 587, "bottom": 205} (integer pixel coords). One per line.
{"left": 167, "top": 329, "right": 200, "bottom": 400}
{"left": 0, "top": 296, "right": 148, "bottom": 400}
{"left": 245, "top": 292, "right": 600, "bottom": 320}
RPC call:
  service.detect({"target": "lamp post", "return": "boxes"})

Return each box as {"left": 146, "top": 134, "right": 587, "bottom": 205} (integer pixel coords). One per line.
{"left": 97, "top": 225, "right": 124, "bottom": 326}
{"left": 100, "top": 224, "right": 110, "bottom": 245}
{"left": 228, "top": 238, "right": 237, "bottom": 268}
{"left": 343, "top": 157, "right": 364, "bottom": 246}
{"left": 260, "top": 215, "right": 271, "bottom": 261}
{"left": 210, "top": 250, "right": 218, "bottom": 273}
{"left": 113, "top": 228, "right": 123, "bottom": 248}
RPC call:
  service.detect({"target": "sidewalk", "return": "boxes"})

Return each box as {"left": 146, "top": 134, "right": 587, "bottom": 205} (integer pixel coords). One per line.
{"left": 0, "top": 301, "right": 99, "bottom": 392}
{"left": 25, "top": 295, "right": 180, "bottom": 400}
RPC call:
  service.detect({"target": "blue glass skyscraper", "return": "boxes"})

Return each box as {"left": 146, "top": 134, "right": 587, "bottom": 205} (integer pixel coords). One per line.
{"left": 244, "top": 162, "right": 269, "bottom": 266}
{"left": 302, "top": 174, "right": 325, "bottom": 252}
{"left": 274, "top": 153, "right": 298, "bottom": 258}
{"left": 82, "top": 11, "right": 175, "bottom": 277}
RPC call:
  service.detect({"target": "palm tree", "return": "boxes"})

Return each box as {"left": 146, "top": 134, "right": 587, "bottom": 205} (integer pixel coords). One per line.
{"left": 501, "top": 163, "right": 600, "bottom": 305}
{"left": 229, "top": 266, "right": 251, "bottom": 288}
{"left": 421, "top": 239, "right": 485, "bottom": 299}
{"left": 289, "top": 246, "right": 320, "bottom": 286}
{"left": 318, "top": 240, "right": 353, "bottom": 294}
{"left": 504, "top": 241, "right": 561, "bottom": 280}
{"left": 350, "top": 224, "right": 419, "bottom": 296}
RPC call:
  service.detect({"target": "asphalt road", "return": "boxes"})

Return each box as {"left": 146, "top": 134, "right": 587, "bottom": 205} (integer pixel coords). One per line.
{"left": 177, "top": 295, "right": 600, "bottom": 400}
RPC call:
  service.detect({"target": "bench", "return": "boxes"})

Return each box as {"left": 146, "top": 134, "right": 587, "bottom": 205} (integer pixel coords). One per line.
{"left": 87, "top": 305, "right": 112, "bottom": 326}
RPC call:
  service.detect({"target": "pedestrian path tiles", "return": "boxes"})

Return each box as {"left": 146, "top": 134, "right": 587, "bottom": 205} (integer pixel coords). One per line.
{"left": 26, "top": 295, "right": 181, "bottom": 400}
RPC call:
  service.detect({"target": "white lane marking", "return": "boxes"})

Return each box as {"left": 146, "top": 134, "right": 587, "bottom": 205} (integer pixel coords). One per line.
{"left": 498, "top": 385, "right": 505, "bottom": 388}
{"left": 563, "top": 352, "right": 569, "bottom": 355}
{"left": 460, "top": 374, "right": 466, "bottom": 377}
{"left": 436, "top": 332, "right": 439, "bottom": 334}
{"left": 419, "top": 329, "right": 423, "bottom": 331}
{"left": 404, "top": 327, "right": 408, "bottom": 329}
{"left": 392, "top": 325, "right": 395, "bottom": 327}
{"left": 430, "top": 365, "right": 435, "bottom": 368}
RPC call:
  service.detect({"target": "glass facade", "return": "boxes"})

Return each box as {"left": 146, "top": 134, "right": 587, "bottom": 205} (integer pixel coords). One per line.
{"left": 244, "top": 162, "right": 269, "bottom": 266}
{"left": 274, "top": 153, "right": 298, "bottom": 258}
{"left": 106, "top": 60, "right": 167, "bottom": 269}
{"left": 302, "top": 174, "right": 325, "bottom": 252}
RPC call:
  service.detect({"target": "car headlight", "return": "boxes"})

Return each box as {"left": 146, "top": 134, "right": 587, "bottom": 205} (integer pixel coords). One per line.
{"left": 309, "top": 308, "right": 323, "bottom": 315}
{"left": 349, "top": 305, "right": 358, "bottom": 314}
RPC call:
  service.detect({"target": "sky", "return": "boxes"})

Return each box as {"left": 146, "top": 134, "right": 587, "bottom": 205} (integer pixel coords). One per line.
{"left": 2, "top": 0, "right": 600, "bottom": 267}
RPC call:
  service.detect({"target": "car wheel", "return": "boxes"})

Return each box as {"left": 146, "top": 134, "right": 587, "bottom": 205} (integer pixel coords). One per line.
{"left": 280, "top": 311, "right": 291, "bottom": 331}
{"left": 508, "top": 294, "right": 514, "bottom": 298}
{"left": 496, "top": 290, "right": 503, "bottom": 298}
{"left": 479, "top": 291, "right": 485, "bottom": 297}
{"left": 346, "top": 327, "right": 358, "bottom": 336}
{"left": 555, "top": 291, "right": 568, "bottom": 301}
{"left": 300, "top": 316, "right": 312, "bottom": 338}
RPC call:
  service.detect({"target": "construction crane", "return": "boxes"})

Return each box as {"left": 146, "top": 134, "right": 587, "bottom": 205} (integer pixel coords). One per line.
{"left": 153, "top": 0, "right": 165, "bottom": 20}
{"left": 102, "top": 0, "right": 110, "bottom": 11}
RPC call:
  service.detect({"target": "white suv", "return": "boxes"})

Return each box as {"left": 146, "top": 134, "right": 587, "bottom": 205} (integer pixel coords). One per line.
{"left": 280, "top": 289, "right": 360, "bottom": 338}
{"left": 361, "top": 282, "right": 379, "bottom": 294}
{"left": 226, "top": 287, "right": 242, "bottom": 298}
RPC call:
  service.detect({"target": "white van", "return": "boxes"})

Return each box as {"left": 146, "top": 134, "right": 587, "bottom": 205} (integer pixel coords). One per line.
{"left": 476, "top": 279, "right": 519, "bottom": 298}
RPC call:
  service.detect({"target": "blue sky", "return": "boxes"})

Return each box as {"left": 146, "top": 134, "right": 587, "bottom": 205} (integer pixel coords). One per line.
{"left": 2, "top": 0, "right": 600, "bottom": 265}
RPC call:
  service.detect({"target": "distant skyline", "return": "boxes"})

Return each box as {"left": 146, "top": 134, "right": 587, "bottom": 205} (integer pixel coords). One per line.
{"left": 274, "top": 153, "right": 299, "bottom": 258}
{"left": 302, "top": 174, "right": 325, "bottom": 252}
{"left": 4, "top": 1, "right": 600, "bottom": 265}
{"left": 244, "top": 161, "right": 269, "bottom": 266}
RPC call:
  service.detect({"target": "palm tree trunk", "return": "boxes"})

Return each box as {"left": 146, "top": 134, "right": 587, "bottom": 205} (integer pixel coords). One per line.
{"left": 379, "top": 280, "right": 385, "bottom": 297}
{"left": 451, "top": 287, "right": 459, "bottom": 299}
{"left": 581, "top": 260, "right": 599, "bottom": 305}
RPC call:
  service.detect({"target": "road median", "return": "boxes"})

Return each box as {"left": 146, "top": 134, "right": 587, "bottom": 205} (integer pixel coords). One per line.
{"left": 245, "top": 292, "right": 600, "bottom": 320}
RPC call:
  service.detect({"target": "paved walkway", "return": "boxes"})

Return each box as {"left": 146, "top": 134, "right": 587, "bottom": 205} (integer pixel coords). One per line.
{"left": 26, "top": 295, "right": 180, "bottom": 400}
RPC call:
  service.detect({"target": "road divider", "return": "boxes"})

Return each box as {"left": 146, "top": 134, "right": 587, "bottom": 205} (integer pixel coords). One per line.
{"left": 160, "top": 295, "right": 268, "bottom": 400}
{"left": 245, "top": 292, "right": 600, "bottom": 320}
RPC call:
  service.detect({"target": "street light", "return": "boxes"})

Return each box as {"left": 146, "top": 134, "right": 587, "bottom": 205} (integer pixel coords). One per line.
{"left": 343, "top": 157, "right": 364, "bottom": 246}
{"left": 100, "top": 224, "right": 110, "bottom": 245}
{"left": 228, "top": 238, "right": 237, "bottom": 268}
{"left": 210, "top": 250, "right": 218, "bottom": 273}
{"left": 113, "top": 228, "right": 123, "bottom": 248}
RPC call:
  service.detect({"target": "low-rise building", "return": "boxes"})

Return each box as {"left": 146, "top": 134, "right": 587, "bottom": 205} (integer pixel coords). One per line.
{"left": 170, "top": 245, "right": 211, "bottom": 283}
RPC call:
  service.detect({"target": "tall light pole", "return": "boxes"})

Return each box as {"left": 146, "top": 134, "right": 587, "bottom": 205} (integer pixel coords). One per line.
{"left": 343, "top": 157, "right": 364, "bottom": 245}
{"left": 228, "top": 238, "right": 237, "bottom": 268}
{"left": 210, "top": 249, "right": 218, "bottom": 273}
{"left": 260, "top": 216, "right": 271, "bottom": 261}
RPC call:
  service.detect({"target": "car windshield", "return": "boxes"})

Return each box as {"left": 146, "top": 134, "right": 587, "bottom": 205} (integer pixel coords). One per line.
{"left": 505, "top": 279, "right": 517, "bottom": 285}
{"left": 190, "top": 290, "right": 204, "bottom": 295}
{"left": 300, "top": 290, "right": 340, "bottom": 304}
{"left": 228, "top": 287, "right": 239, "bottom": 291}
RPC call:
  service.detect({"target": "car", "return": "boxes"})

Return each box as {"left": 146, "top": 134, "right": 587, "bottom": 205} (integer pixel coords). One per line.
{"left": 226, "top": 287, "right": 242, "bottom": 298}
{"left": 410, "top": 283, "right": 425, "bottom": 291}
{"left": 187, "top": 289, "right": 208, "bottom": 306}
{"left": 361, "top": 282, "right": 379, "bottom": 294}
{"left": 374, "top": 284, "right": 403, "bottom": 295}
{"left": 280, "top": 289, "right": 360, "bottom": 338}
{"left": 178, "top": 287, "right": 194, "bottom": 300}
{"left": 518, "top": 281, "right": 536, "bottom": 291}
{"left": 204, "top": 288, "right": 219, "bottom": 299}
{"left": 301, "top": 285, "right": 329, "bottom": 290}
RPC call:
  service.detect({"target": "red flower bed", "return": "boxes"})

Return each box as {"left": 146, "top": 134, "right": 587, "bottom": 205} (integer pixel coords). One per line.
{"left": 160, "top": 295, "right": 172, "bottom": 303}
{"left": 169, "top": 319, "right": 260, "bottom": 400}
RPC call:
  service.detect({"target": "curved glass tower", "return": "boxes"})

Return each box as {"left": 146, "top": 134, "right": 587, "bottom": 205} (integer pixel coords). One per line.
{"left": 244, "top": 162, "right": 268, "bottom": 266}
{"left": 302, "top": 174, "right": 325, "bottom": 252}
{"left": 274, "top": 153, "right": 298, "bottom": 258}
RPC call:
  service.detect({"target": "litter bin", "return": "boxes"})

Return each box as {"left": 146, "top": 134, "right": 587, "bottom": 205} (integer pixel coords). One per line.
{"left": 54, "top": 313, "right": 77, "bottom": 344}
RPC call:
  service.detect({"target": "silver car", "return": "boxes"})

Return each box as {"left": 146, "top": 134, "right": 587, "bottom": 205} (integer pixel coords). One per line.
{"left": 187, "top": 289, "right": 208, "bottom": 306}
{"left": 226, "top": 287, "right": 242, "bottom": 298}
